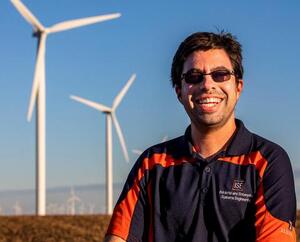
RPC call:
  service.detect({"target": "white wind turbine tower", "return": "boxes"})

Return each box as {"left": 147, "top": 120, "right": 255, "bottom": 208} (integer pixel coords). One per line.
{"left": 67, "top": 187, "right": 81, "bottom": 215}
{"left": 13, "top": 201, "right": 23, "bottom": 215}
{"left": 11, "top": 0, "right": 121, "bottom": 216}
{"left": 70, "top": 74, "right": 136, "bottom": 214}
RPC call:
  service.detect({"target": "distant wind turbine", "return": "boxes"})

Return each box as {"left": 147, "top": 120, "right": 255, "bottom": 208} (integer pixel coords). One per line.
{"left": 11, "top": 0, "right": 121, "bottom": 216}
{"left": 132, "top": 135, "right": 169, "bottom": 155}
{"left": 70, "top": 73, "right": 136, "bottom": 214}
{"left": 13, "top": 201, "right": 22, "bottom": 215}
{"left": 67, "top": 187, "right": 81, "bottom": 215}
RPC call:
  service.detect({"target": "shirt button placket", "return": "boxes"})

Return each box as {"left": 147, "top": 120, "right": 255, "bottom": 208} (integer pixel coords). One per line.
{"left": 200, "top": 165, "right": 212, "bottom": 203}
{"left": 204, "top": 166, "right": 211, "bottom": 173}
{"left": 202, "top": 187, "right": 208, "bottom": 193}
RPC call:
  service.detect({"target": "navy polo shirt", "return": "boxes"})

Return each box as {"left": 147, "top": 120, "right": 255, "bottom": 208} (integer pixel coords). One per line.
{"left": 106, "top": 119, "right": 296, "bottom": 242}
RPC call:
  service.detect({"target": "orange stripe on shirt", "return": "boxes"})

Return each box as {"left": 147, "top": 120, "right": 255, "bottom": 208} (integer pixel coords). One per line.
{"left": 222, "top": 152, "right": 296, "bottom": 241}
{"left": 256, "top": 209, "right": 296, "bottom": 241}
{"left": 106, "top": 153, "right": 192, "bottom": 240}
{"left": 255, "top": 178, "right": 296, "bottom": 242}
{"left": 255, "top": 181, "right": 266, "bottom": 229}
{"left": 221, "top": 151, "right": 294, "bottom": 240}
{"left": 220, "top": 151, "right": 267, "bottom": 178}
{"left": 258, "top": 212, "right": 296, "bottom": 242}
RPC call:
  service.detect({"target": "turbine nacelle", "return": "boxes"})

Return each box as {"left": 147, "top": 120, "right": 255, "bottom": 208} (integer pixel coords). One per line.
{"left": 11, "top": 0, "right": 121, "bottom": 122}
{"left": 70, "top": 73, "right": 136, "bottom": 163}
{"left": 11, "top": 0, "right": 121, "bottom": 215}
{"left": 32, "top": 31, "right": 42, "bottom": 38}
{"left": 70, "top": 74, "right": 136, "bottom": 214}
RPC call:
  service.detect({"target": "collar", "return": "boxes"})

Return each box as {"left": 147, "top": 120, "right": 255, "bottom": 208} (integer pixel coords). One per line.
{"left": 183, "top": 119, "right": 253, "bottom": 158}
{"left": 225, "top": 119, "right": 253, "bottom": 156}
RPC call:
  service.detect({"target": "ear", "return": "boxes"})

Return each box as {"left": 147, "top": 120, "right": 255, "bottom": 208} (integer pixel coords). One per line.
{"left": 175, "top": 85, "right": 182, "bottom": 103}
{"left": 236, "top": 79, "right": 243, "bottom": 99}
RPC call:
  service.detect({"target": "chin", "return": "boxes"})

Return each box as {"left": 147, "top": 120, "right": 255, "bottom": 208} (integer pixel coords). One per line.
{"left": 192, "top": 115, "right": 229, "bottom": 129}
{"left": 199, "top": 114, "right": 223, "bottom": 124}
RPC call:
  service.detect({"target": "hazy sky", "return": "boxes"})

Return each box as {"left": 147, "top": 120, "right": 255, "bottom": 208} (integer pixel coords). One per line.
{"left": 1, "top": 0, "right": 300, "bottom": 192}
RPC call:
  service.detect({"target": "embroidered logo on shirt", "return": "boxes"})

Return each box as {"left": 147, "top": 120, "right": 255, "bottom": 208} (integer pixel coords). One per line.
{"left": 280, "top": 227, "right": 293, "bottom": 237}
{"left": 219, "top": 190, "right": 252, "bottom": 202}
{"left": 232, "top": 180, "right": 245, "bottom": 192}
{"left": 219, "top": 180, "right": 252, "bottom": 203}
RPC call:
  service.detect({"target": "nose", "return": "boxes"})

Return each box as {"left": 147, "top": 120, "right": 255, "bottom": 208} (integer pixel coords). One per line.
{"left": 199, "top": 74, "right": 216, "bottom": 91}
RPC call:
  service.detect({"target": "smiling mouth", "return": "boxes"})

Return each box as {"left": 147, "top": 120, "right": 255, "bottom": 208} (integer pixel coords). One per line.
{"left": 196, "top": 97, "right": 222, "bottom": 108}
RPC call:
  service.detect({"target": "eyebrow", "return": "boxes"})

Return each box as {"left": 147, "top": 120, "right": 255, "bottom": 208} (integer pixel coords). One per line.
{"left": 210, "top": 66, "right": 231, "bottom": 72}
{"left": 185, "top": 66, "right": 232, "bottom": 74}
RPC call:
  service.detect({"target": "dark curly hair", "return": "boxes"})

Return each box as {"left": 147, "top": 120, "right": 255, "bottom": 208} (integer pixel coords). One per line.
{"left": 171, "top": 31, "right": 243, "bottom": 88}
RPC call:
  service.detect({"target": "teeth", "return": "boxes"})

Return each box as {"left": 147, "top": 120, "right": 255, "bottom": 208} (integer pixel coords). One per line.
{"left": 198, "top": 98, "right": 221, "bottom": 104}
{"left": 202, "top": 103, "right": 215, "bottom": 107}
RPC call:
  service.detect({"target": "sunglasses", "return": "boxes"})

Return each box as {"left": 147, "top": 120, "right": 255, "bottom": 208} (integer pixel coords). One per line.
{"left": 181, "top": 69, "right": 235, "bottom": 84}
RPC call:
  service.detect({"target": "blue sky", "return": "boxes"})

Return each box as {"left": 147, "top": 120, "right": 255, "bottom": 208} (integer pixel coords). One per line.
{"left": 0, "top": 0, "right": 300, "bottom": 192}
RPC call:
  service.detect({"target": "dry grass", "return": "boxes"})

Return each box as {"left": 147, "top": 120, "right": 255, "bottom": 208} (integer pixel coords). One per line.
{"left": 0, "top": 215, "right": 111, "bottom": 242}
{"left": 0, "top": 212, "right": 298, "bottom": 241}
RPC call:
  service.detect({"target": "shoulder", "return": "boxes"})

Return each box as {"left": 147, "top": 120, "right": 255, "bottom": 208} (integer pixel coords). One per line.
{"left": 249, "top": 134, "right": 297, "bottom": 228}
{"left": 127, "top": 134, "right": 187, "bottom": 174}
{"left": 250, "top": 132, "right": 291, "bottom": 167}
{"left": 247, "top": 132, "right": 295, "bottom": 194}
{"left": 135, "top": 135, "right": 189, "bottom": 169}
{"left": 227, "top": 120, "right": 291, "bottom": 171}
{"left": 117, "top": 135, "right": 188, "bottom": 201}
{"left": 144, "top": 135, "right": 187, "bottom": 158}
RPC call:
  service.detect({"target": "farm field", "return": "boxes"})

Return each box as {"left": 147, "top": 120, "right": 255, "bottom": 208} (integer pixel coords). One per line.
{"left": 0, "top": 215, "right": 111, "bottom": 242}
{"left": 0, "top": 212, "right": 299, "bottom": 241}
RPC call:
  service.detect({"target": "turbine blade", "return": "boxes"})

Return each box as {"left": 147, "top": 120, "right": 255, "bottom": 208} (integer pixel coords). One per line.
{"left": 11, "top": 0, "right": 44, "bottom": 31}
{"left": 111, "top": 113, "right": 129, "bottom": 163}
{"left": 48, "top": 13, "right": 121, "bottom": 33}
{"left": 112, "top": 73, "right": 136, "bottom": 110}
{"left": 70, "top": 95, "right": 111, "bottom": 112}
{"left": 162, "top": 135, "right": 168, "bottom": 142}
{"left": 132, "top": 149, "right": 142, "bottom": 155}
{"left": 27, "top": 34, "right": 46, "bottom": 121}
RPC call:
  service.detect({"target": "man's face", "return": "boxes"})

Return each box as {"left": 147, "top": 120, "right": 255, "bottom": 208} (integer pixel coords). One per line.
{"left": 176, "top": 49, "right": 243, "bottom": 130}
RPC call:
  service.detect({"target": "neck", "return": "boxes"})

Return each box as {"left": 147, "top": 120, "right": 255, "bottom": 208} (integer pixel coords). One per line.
{"left": 191, "top": 118, "right": 237, "bottom": 158}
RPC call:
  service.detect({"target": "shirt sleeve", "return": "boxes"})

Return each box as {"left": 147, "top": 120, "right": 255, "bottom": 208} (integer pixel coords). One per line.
{"left": 105, "top": 154, "right": 150, "bottom": 241}
{"left": 255, "top": 147, "right": 297, "bottom": 242}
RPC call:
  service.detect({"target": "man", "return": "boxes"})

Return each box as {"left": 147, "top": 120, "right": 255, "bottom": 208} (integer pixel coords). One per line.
{"left": 104, "top": 32, "right": 297, "bottom": 242}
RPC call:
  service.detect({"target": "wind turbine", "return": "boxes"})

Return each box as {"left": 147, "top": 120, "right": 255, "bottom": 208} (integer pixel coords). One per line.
{"left": 11, "top": 0, "right": 121, "bottom": 216}
{"left": 13, "top": 201, "right": 23, "bottom": 215}
{"left": 67, "top": 187, "right": 82, "bottom": 215}
{"left": 70, "top": 73, "right": 136, "bottom": 214}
